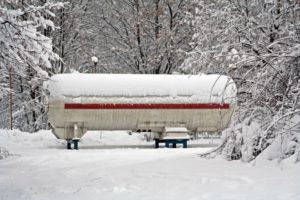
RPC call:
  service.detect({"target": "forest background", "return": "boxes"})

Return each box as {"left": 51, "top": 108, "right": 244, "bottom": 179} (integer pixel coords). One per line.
{"left": 0, "top": 0, "right": 299, "bottom": 161}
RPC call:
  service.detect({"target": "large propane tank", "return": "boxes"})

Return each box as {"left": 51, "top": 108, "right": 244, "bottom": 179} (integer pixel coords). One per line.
{"left": 48, "top": 74, "right": 237, "bottom": 140}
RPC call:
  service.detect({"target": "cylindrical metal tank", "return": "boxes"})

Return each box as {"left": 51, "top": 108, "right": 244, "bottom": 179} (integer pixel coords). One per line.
{"left": 48, "top": 74, "right": 237, "bottom": 139}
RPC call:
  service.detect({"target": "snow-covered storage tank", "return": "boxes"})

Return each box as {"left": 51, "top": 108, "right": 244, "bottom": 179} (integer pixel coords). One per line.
{"left": 48, "top": 74, "right": 236, "bottom": 145}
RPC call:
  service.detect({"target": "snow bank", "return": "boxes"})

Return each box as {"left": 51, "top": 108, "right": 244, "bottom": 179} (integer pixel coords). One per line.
{"left": 222, "top": 114, "right": 300, "bottom": 163}
{"left": 80, "top": 131, "right": 149, "bottom": 146}
{"left": 0, "top": 130, "right": 62, "bottom": 150}
{"left": 48, "top": 74, "right": 236, "bottom": 103}
{"left": 0, "top": 130, "right": 149, "bottom": 150}
{"left": 0, "top": 130, "right": 218, "bottom": 151}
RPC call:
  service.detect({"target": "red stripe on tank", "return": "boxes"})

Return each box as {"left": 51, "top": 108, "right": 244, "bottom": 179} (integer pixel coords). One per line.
{"left": 64, "top": 103, "right": 230, "bottom": 109}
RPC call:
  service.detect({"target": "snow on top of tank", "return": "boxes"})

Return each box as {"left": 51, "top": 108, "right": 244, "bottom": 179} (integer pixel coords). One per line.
{"left": 48, "top": 73, "right": 236, "bottom": 103}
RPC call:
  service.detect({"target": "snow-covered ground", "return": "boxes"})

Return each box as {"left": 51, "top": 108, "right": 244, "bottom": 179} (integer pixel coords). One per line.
{"left": 0, "top": 130, "right": 299, "bottom": 200}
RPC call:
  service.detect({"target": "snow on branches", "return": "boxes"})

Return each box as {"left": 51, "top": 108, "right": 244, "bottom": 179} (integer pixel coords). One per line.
{"left": 186, "top": 0, "right": 300, "bottom": 162}
{"left": 0, "top": 2, "right": 62, "bottom": 131}
{"left": 0, "top": 3, "right": 61, "bottom": 80}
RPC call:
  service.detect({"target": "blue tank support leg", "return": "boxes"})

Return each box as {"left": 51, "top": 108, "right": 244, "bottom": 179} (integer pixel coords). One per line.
{"left": 154, "top": 139, "right": 188, "bottom": 148}
{"left": 66, "top": 139, "right": 80, "bottom": 150}
{"left": 66, "top": 139, "right": 72, "bottom": 150}
{"left": 155, "top": 139, "right": 159, "bottom": 148}
{"left": 165, "top": 141, "right": 170, "bottom": 148}
{"left": 73, "top": 139, "right": 79, "bottom": 150}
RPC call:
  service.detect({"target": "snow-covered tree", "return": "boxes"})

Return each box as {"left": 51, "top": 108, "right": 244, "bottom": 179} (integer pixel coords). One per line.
{"left": 42, "top": 0, "right": 195, "bottom": 74}
{"left": 79, "top": 0, "right": 194, "bottom": 74}
{"left": 185, "top": 0, "right": 300, "bottom": 162}
{"left": 0, "top": 1, "right": 61, "bottom": 131}
{"left": 49, "top": 0, "right": 94, "bottom": 73}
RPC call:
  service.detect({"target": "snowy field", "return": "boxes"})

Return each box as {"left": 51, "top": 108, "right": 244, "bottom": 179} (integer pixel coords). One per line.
{"left": 0, "top": 130, "right": 300, "bottom": 200}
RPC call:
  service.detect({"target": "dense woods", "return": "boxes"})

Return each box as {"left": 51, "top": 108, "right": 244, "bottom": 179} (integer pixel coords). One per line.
{"left": 0, "top": 0, "right": 299, "bottom": 161}
{"left": 186, "top": 0, "right": 300, "bottom": 162}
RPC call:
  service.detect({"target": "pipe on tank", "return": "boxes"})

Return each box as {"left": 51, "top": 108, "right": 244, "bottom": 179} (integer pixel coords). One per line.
{"left": 74, "top": 123, "right": 78, "bottom": 139}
